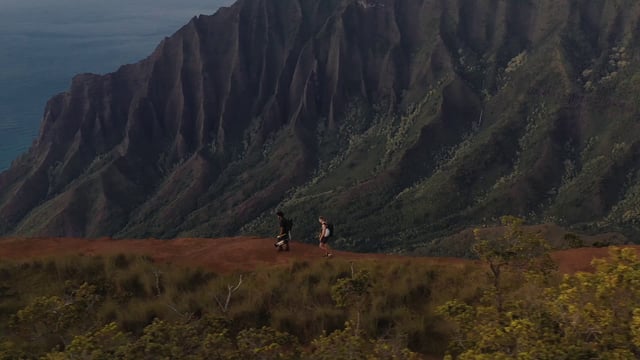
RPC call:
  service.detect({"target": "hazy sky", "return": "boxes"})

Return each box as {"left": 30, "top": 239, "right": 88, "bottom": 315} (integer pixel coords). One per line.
{"left": 0, "top": 0, "right": 233, "bottom": 171}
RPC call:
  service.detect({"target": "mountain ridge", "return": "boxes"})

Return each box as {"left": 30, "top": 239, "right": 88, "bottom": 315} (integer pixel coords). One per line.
{"left": 1, "top": 0, "right": 639, "bottom": 254}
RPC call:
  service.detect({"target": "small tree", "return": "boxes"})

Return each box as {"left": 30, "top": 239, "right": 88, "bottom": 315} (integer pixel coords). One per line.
{"left": 563, "top": 232, "right": 584, "bottom": 248}
{"left": 545, "top": 247, "right": 640, "bottom": 357}
{"left": 120, "top": 315, "right": 236, "bottom": 360}
{"left": 472, "top": 216, "right": 555, "bottom": 312}
{"left": 331, "top": 264, "right": 372, "bottom": 334}
{"left": 440, "top": 247, "right": 640, "bottom": 358}
{"left": 236, "top": 326, "right": 301, "bottom": 360}
{"left": 10, "top": 282, "right": 102, "bottom": 351}
{"left": 308, "top": 322, "right": 420, "bottom": 360}
{"left": 308, "top": 322, "right": 370, "bottom": 360}
{"left": 42, "top": 322, "right": 128, "bottom": 360}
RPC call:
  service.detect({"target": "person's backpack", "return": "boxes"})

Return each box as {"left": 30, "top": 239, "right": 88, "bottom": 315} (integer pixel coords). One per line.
{"left": 284, "top": 218, "right": 294, "bottom": 232}
{"left": 326, "top": 223, "right": 334, "bottom": 237}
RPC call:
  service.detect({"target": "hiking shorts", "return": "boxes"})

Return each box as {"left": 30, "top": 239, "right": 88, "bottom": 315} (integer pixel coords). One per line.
{"left": 320, "top": 236, "right": 329, "bottom": 244}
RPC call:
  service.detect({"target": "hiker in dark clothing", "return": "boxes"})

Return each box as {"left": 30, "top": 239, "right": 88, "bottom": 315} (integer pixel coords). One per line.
{"left": 275, "top": 211, "right": 291, "bottom": 251}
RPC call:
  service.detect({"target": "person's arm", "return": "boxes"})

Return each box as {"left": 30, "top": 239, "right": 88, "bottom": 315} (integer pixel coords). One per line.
{"left": 319, "top": 224, "right": 326, "bottom": 240}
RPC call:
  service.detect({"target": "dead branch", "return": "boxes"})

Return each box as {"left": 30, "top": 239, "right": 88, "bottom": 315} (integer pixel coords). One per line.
{"left": 214, "top": 275, "right": 243, "bottom": 314}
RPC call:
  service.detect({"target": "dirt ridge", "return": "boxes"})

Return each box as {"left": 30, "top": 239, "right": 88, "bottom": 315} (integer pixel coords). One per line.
{"left": 1, "top": 236, "right": 638, "bottom": 274}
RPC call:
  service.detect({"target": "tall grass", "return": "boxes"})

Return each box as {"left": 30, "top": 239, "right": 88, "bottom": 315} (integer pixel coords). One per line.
{"left": 0, "top": 254, "right": 496, "bottom": 358}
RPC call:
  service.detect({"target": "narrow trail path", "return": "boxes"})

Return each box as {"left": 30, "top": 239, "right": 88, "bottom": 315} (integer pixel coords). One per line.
{"left": 0, "top": 236, "right": 637, "bottom": 274}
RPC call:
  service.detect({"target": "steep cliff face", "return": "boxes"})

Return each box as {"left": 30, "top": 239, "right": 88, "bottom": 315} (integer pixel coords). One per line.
{"left": 1, "top": 0, "right": 639, "bottom": 253}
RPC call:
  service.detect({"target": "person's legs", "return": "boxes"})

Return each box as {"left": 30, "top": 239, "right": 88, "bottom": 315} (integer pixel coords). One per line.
{"left": 275, "top": 234, "right": 289, "bottom": 251}
{"left": 320, "top": 238, "right": 332, "bottom": 257}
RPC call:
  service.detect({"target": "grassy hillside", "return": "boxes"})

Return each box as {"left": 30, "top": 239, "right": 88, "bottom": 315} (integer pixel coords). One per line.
{"left": 2, "top": 230, "right": 640, "bottom": 358}
{"left": 0, "top": 254, "right": 474, "bottom": 358}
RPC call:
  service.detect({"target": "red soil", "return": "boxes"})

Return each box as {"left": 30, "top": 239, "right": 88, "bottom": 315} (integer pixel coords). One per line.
{"left": 0, "top": 236, "right": 637, "bottom": 274}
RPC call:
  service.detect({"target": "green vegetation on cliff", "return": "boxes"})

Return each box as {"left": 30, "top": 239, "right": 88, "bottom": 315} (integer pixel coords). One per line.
{"left": 1, "top": 0, "right": 640, "bottom": 254}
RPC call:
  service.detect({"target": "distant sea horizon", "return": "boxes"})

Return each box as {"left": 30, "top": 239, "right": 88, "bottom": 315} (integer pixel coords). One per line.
{"left": 0, "top": 0, "right": 233, "bottom": 171}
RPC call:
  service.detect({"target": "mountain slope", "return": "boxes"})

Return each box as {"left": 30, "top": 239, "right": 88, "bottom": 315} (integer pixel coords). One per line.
{"left": 1, "top": 0, "right": 639, "bottom": 254}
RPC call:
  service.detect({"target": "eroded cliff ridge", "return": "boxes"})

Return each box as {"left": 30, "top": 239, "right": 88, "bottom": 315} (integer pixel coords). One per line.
{"left": 1, "top": 0, "right": 639, "bottom": 253}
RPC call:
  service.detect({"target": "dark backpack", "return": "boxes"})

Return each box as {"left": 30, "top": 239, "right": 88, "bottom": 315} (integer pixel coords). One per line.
{"left": 326, "top": 223, "right": 334, "bottom": 237}
{"left": 284, "top": 218, "right": 293, "bottom": 232}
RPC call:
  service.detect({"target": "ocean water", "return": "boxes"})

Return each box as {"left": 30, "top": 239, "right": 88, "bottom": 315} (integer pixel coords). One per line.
{"left": 0, "top": 0, "right": 233, "bottom": 171}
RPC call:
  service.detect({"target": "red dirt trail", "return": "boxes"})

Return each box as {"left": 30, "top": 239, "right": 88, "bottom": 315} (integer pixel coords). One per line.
{"left": 0, "top": 236, "right": 638, "bottom": 274}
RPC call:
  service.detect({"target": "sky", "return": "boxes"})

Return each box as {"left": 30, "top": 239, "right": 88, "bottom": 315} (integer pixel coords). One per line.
{"left": 0, "top": 0, "right": 234, "bottom": 171}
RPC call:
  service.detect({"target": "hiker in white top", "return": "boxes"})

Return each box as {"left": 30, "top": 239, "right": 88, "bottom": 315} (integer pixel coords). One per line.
{"left": 318, "top": 216, "right": 332, "bottom": 257}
